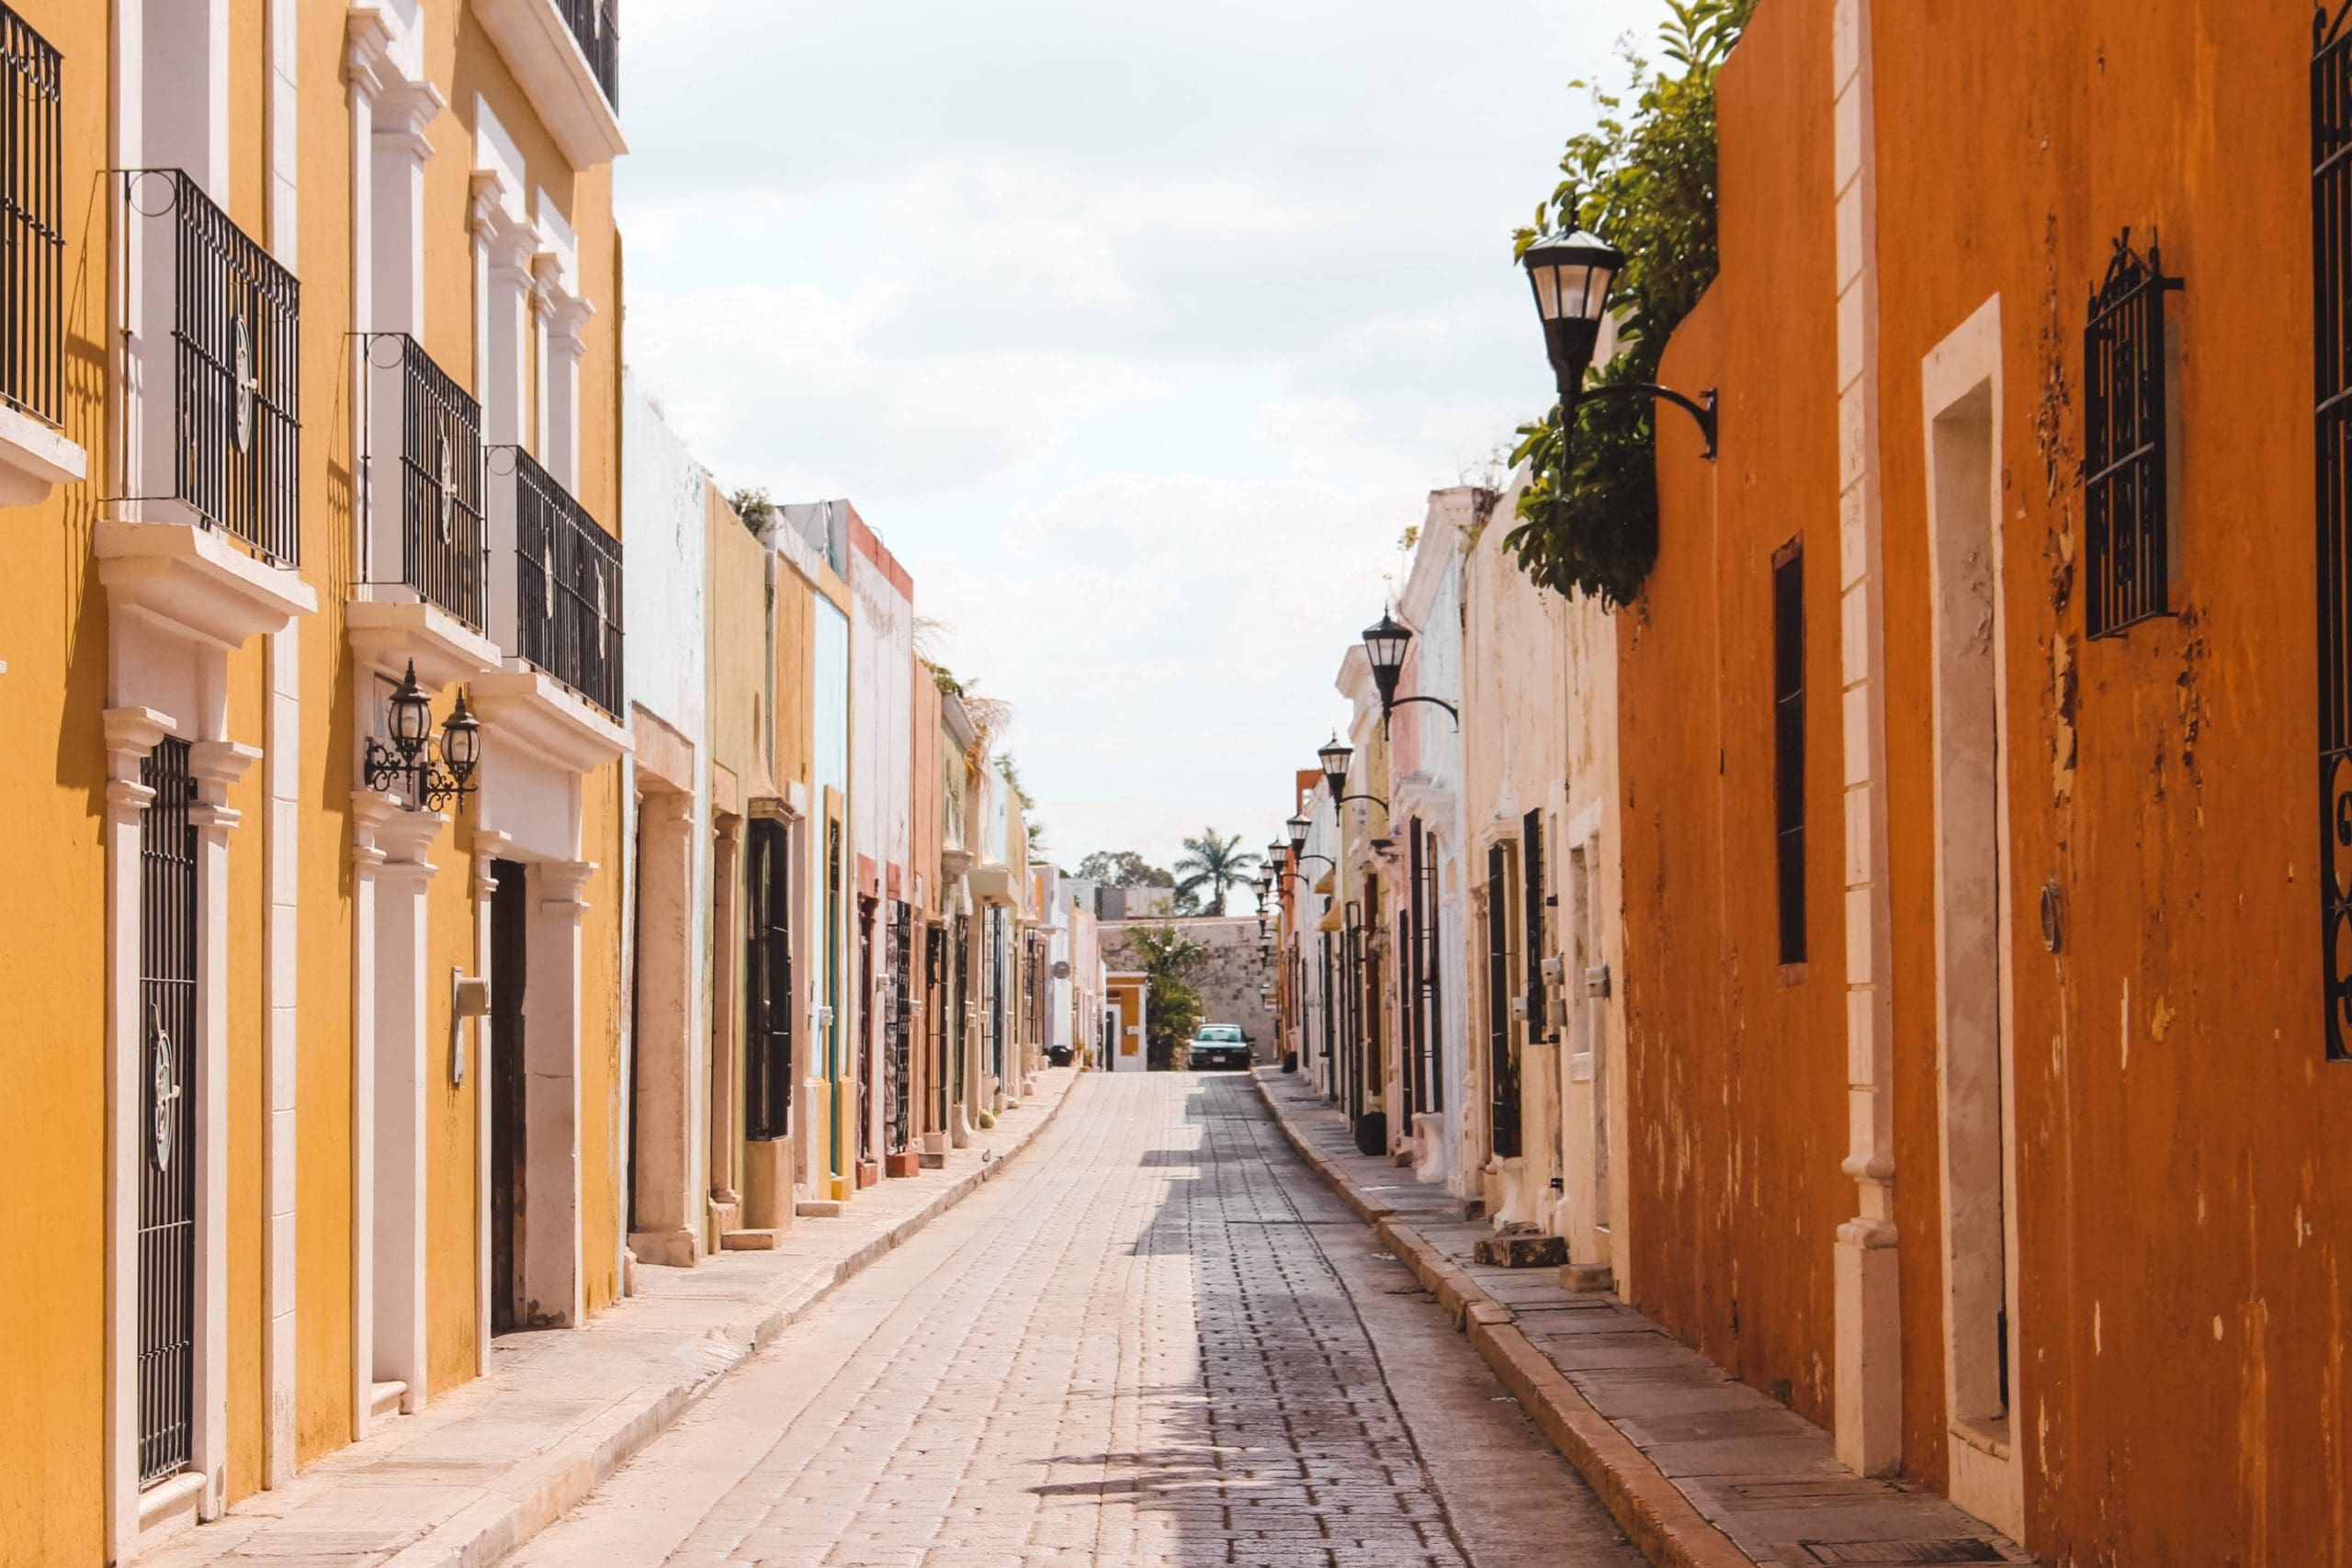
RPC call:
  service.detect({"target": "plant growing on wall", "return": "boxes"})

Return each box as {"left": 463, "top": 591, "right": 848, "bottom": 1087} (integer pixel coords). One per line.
{"left": 1130, "top": 924, "right": 1209, "bottom": 1069}
{"left": 1504, "top": 0, "right": 1752, "bottom": 607}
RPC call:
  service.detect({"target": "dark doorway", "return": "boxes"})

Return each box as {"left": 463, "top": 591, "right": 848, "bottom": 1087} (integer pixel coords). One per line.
{"left": 491, "top": 858, "right": 529, "bottom": 1335}
{"left": 857, "top": 897, "right": 876, "bottom": 1166}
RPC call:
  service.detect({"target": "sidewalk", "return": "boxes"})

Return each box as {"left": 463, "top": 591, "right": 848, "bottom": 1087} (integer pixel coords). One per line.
{"left": 1252, "top": 1068, "right": 2036, "bottom": 1568}
{"left": 147, "top": 1068, "right": 1082, "bottom": 1568}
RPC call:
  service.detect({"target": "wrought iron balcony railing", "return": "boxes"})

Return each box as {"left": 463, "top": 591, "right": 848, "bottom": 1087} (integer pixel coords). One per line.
{"left": 117, "top": 169, "right": 301, "bottom": 564}
{"left": 556, "top": 0, "right": 619, "bottom": 109}
{"left": 0, "top": 6, "right": 62, "bottom": 429}
{"left": 506, "top": 446, "right": 622, "bottom": 717}
{"left": 360, "top": 333, "right": 487, "bottom": 631}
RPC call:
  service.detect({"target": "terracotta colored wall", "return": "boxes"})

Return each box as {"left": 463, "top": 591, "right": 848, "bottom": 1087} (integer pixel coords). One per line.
{"left": 1869, "top": 2, "right": 2331, "bottom": 1554}
{"left": 1623, "top": 0, "right": 1847, "bottom": 1431}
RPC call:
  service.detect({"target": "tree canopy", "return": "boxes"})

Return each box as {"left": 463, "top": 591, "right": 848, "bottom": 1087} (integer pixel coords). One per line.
{"left": 1172, "top": 829, "right": 1261, "bottom": 917}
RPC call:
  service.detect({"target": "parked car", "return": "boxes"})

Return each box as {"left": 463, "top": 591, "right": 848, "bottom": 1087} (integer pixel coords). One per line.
{"left": 1187, "top": 1023, "right": 1251, "bottom": 1070}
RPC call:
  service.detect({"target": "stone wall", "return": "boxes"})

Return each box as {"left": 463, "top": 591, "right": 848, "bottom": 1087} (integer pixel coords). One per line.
{"left": 1099, "top": 916, "right": 1278, "bottom": 1055}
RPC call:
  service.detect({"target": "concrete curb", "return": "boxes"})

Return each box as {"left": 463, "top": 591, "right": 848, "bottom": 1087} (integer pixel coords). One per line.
{"left": 400, "top": 1073, "right": 1084, "bottom": 1568}
{"left": 1251, "top": 1072, "right": 1753, "bottom": 1568}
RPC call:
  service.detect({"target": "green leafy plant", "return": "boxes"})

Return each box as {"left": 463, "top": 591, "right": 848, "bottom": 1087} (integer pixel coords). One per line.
{"left": 1505, "top": 0, "right": 1752, "bottom": 607}
{"left": 1130, "top": 924, "right": 1209, "bottom": 1070}
{"left": 728, "top": 485, "right": 775, "bottom": 537}
{"left": 1074, "top": 851, "right": 1176, "bottom": 889}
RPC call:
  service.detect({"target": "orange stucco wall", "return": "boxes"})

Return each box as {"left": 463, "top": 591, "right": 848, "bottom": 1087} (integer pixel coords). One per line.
{"left": 1621, "top": 0, "right": 1848, "bottom": 1434}
{"left": 1869, "top": 2, "right": 2330, "bottom": 1554}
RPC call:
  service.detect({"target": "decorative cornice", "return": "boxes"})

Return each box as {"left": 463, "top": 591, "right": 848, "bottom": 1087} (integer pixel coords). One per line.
{"left": 104, "top": 706, "right": 178, "bottom": 784}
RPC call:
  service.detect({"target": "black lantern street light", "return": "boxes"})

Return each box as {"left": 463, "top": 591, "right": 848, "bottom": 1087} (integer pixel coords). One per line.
{"left": 1521, "top": 228, "right": 1718, "bottom": 460}
{"left": 1360, "top": 609, "right": 1457, "bottom": 729}
{"left": 365, "top": 660, "right": 484, "bottom": 813}
{"left": 1317, "top": 733, "right": 1386, "bottom": 815}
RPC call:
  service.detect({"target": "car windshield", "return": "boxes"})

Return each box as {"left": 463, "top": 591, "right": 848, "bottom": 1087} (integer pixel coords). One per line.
{"left": 1195, "top": 1026, "right": 1243, "bottom": 1041}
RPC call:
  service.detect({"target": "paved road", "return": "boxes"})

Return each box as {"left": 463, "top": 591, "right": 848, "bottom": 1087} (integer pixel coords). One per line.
{"left": 510, "top": 1073, "right": 1641, "bottom": 1568}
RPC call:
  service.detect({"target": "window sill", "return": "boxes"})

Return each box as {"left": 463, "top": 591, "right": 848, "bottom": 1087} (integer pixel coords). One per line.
{"left": 1951, "top": 1414, "right": 2011, "bottom": 1461}
{"left": 0, "top": 401, "right": 85, "bottom": 508}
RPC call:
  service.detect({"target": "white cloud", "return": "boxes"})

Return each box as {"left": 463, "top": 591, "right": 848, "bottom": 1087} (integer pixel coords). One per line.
{"left": 616, "top": 0, "right": 1665, "bottom": 871}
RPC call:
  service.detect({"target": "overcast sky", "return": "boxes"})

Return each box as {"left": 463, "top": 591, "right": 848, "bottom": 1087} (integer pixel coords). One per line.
{"left": 616, "top": 0, "right": 1659, "bottom": 876}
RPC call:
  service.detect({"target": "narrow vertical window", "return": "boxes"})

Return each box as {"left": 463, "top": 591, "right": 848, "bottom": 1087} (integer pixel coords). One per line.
{"left": 2317, "top": 6, "right": 2352, "bottom": 1057}
{"left": 1773, "top": 539, "right": 1807, "bottom": 967}
{"left": 1522, "top": 809, "right": 1548, "bottom": 1037}
{"left": 743, "top": 819, "right": 792, "bottom": 1140}
{"left": 2083, "top": 228, "right": 2183, "bottom": 637}
{"left": 1487, "top": 841, "right": 1521, "bottom": 1159}
{"left": 1417, "top": 827, "right": 1442, "bottom": 1114}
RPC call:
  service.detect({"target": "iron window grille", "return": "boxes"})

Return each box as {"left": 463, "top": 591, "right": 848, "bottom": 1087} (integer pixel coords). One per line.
{"left": 116, "top": 170, "right": 300, "bottom": 564}
{"left": 1411, "top": 820, "right": 1443, "bottom": 1114}
{"left": 950, "top": 913, "right": 969, "bottom": 1108}
{"left": 744, "top": 818, "right": 792, "bottom": 1141}
{"left": 888, "top": 900, "right": 912, "bottom": 1154}
{"left": 1522, "top": 809, "right": 1549, "bottom": 1039}
{"left": 2318, "top": 1, "right": 2352, "bottom": 1057}
{"left": 504, "top": 446, "right": 624, "bottom": 718}
{"left": 360, "top": 333, "right": 486, "bottom": 629}
{"left": 557, "top": 0, "right": 620, "bottom": 111}
{"left": 1398, "top": 833, "right": 1420, "bottom": 1122}
{"left": 0, "top": 6, "right": 62, "bottom": 429}
{"left": 1340, "top": 901, "right": 1363, "bottom": 1120}
{"left": 927, "top": 925, "right": 949, "bottom": 1131}
{"left": 1773, "top": 539, "right": 1808, "bottom": 967}
{"left": 137, "top": 737, "right": 197, "bottom": 1487}
{"left": 856, "top": 898, "right": 876, "bottom": 1164}
{"left": 2083, "top": 229, "right": 2184, "bottom": 637}
{"left": 1487, "top": 842, "right": 1521, "bottom": 1159}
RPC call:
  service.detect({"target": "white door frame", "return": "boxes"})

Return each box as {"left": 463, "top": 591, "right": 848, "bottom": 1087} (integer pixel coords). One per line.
{"left": 1921, "top": 295, "right": 2025, "bottom": 1541}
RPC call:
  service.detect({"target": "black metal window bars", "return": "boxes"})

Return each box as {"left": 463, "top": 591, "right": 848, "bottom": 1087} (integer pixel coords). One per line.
{"left": 557, "top": 0, "right": 620, "bottom": 110}
{"left": 360, "top": 333, "right": 487, "bottom": 630}
{"left": 0, "top": 6, "right": 62, "bottom": 429}
{"left": 1772, "top": 539, "right": 1807, "bottom": 968}
{"left": 117, "top": 170, "right": 301, "bottom": 564}
{"left": 745, "top": 818, "right": 793, "bottom": 1140}
{"left": 2315, "top": 2, "right": 2352, "bottom": 1057}
{"left": 2084, "top": 229, "right": 2183, "bottom": 637}
{"left": 505, "top": 445, "right": 624, "bottom": 719}
{"left": 1486, "top": 842, "right": 1521, "bottom": 1159}
{"left": 137, "top": 736, "right": 197, "bottom": 1487}
{"left": 889, "top": 900, "right": 912, "bottom": 1155}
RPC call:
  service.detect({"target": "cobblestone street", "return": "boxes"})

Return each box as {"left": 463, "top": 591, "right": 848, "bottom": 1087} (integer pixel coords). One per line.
{"left": 510, "top": 1074, "right": 1641, "bottom": 1568}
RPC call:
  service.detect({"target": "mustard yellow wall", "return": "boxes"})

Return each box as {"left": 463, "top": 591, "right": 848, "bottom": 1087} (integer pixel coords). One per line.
{"left": 0, "top": 1, "right": 630, "bottom": 1548}
{"left": 0, "top": 1, "right": 110, "bottom": 1554}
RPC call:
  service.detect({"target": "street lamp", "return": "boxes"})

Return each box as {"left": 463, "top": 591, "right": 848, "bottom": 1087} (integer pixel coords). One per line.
{"left": 1317, "top": 732, "right": 1385, "bottom": 814}
{"left": 365, "top": 660, "right": 484, "bottom": 813}
{"left": 1521, "top": 227, "right": 1718, "bottom": 460}
{"left": 1286, "top": 815, "right": 1310, "bottom": 855}
{"left": 1360, "top": 609, "right": 1457, "bottom": 728}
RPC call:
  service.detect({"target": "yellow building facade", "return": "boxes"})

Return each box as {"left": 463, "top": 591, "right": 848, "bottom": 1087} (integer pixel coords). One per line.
{"left": 0, "top": 2, "right": 630, "bottom": 1561}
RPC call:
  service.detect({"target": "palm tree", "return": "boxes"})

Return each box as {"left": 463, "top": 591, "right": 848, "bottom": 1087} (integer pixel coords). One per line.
{"left": 1173, "top": 828, "right": 1261, "bottom": 916}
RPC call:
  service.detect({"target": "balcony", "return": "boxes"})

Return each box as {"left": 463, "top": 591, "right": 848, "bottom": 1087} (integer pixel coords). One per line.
{"left": 113, "top": 170, "right": 300, "bottom": 564}
{"left": 360, "top": 333, "right": 488, "bottom": 628}
{"left": 0, "top": 6, "right": 80, "bottom": 507}
{"left": 503, "top": 446, "right": 623, "bottom": 720}
{"left": 555, "top": 0, "right": 620, "bottom": 110}
{"left": 475, "top": 0, "right": 627, "bottom": 170}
